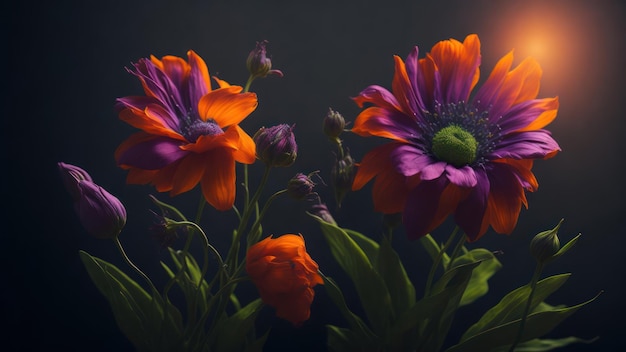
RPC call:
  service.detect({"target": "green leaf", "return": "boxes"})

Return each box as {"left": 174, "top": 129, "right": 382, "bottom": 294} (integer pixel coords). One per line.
{"left": 450, "top": 249, "right": 502, "bottom": 306}
{"left": 376, "top": 235, "right": 416, "bottom": 318}
{"left": 422, "top": 261, "right": 481, "bottom": 351}
{"left": 552, "top": 234, "right": 581, "bottom": 260}
{"left": 212, "top": 298, "right": 265, "bottom": 351}
{"left": 79, "top": 250, "right": 156, "bottom": 351}
{"left": 327, "top": 325, "right": 368, "bottom": 352}
{"left": 419, "top": 234, "right": 451, "bottom": 268}
{"left": 491, "top": 336, "right": 599, "bottom": 351}
{"left": 461, "top": 274, "right": 571, "bottom": 341}
{"left": 321, "top": 274, "right": 377, "bottom": 344}
{"left": 445, "top": 293, "right": 601, "bottom": 352}
{"left": 344, "top": 228, "right": 380, "bottom": 264}
{"left": 311, "top": 214, "right": 393, "bottom": 336}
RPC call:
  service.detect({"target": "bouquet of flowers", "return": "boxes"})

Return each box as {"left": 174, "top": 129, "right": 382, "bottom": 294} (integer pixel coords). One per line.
{"left": 59, "top": 35, "right": 599, "bottom": 352}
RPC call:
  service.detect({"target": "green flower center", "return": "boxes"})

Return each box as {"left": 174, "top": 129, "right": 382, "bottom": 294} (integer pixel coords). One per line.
{"left": 431, "top": 125, "right": 478, "bottom": 167}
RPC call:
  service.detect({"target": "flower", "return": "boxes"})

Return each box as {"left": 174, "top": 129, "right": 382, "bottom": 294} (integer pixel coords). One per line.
{"left": 58, "top": 162, "right": 127, "bottom": 239}
{"left": 253, "top": 124, "right": 298, "bottom": 167}
{"left": 246, "top": 40, "right": 284, "bottom": 79}
{"left": 114, "top": 50, "right": 258, "bottom": 211}
{"left": 287, "top": 172, "right": 317, "bottom": 200}
{"left": 351, "top": 34, "right": 560, "bottom": 241}
{"left": 246, "top": 234, "right": 324, "bottom": 326}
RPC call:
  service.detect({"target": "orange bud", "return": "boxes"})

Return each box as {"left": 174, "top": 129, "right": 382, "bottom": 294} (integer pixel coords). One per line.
{"left": 246, "top": 234, "right": 323, "bottom": 326}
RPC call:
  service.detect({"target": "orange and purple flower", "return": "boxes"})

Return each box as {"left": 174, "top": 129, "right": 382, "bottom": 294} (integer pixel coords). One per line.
{"left": 351, "top": 34, "right": 560, "bottom": 241}
{"left": 115, "top": 51, "right": 258, "bottom": 211}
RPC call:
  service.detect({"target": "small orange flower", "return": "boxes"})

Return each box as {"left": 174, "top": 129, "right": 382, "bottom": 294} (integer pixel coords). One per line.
{"left": 246, "top": 234, "right": 323, "bottom": 326}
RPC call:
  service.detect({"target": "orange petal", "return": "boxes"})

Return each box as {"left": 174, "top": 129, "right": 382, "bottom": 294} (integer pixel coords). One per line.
{"left": 197, "top": 87, "right": 258, "bottom": 126}
{"left": 200, "top": 150, "right": 236, "bottom": 210}
{"left": 227, "top": 125, "right": 256, "bottom": 164}
{"left": 517, "top": 97, "right": 559, "bottom": 132}
{"left": 125, "top": 168, "right": 158, "bottom": 185}
{"left": 372, "top": 167, "right": 409, "bottom": 214}
{"left": 170, "top": 154, "right": 205, "bottom": 195}
{"left": 352, "top": 143, "right": 397, "bottom": 190}
{"left": 187, "top": 50, "right": 212, "bottom": 92}
{"left": 213, "top": 76, "right": 237, "bottom": 89}
{"left": 118, "top": 106, "right": 185, "bottom": 141}
{"left": 391, "top": 55, "right": 413, "bottom": 114}
{"left": 486, "top": 185, "right": 523, "bottom": 234}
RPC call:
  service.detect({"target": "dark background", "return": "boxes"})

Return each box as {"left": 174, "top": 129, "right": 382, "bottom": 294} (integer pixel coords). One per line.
{"left": 4, "top": 0, "right": 626, "bottom": 351}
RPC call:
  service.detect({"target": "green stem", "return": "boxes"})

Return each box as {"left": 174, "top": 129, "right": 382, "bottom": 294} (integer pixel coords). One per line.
{"left": 509, "top": 262, "right": 544, "bottom": 351}
{"left": 194, "top": 194, "right": 206, "bottom": 224}
{"left": 423, "top": 226, "right": 460, "bottom": 298}
{"left": 243, "top": 75, "right": 254, "bottom": 93}
{"left": 446, "top": 231, "right": 467, "bottom": 271}
{"left": 162, "top": 226, "right": 195, "bottom": 299}
{"left": 246, "top": 189, "right": 288, "bottom": 246}
{"left": 112, "top": 237, "right": 160, "bottom": 298}
{"left": 226, "top": 165, "right": 271, "bottom": 271}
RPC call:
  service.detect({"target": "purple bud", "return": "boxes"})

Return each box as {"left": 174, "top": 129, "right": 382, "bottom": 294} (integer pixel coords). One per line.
{"left": 323, "top": 108, "right": 346, "bottom": 141}
{"left": 331, "top": 150, "right": 356, "bottom": 208}
{"left": 74, "top": 181, "right": 127, "bottom": 239}
{"left": 287, "top": 172, "right": 317, "bottom": 200}
{"left": 253, "top": 124, "right": 298, "bottom": 167}
{"left": 58, "top": 162, "right": 93, "bottom": 201}
{"left": 247, "top": 40, "right": 283, "bottom": 79}
{"left": 308, "top": 202, "right": 336, "bottom": 225}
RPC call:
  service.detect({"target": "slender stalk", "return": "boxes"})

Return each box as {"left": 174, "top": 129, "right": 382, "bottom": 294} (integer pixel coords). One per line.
{"left": 446, "top": 232, "right": 467, "bottom": 270}
{"left": 112, "top": 237, "right": 160, "bottom": 297}
{"left": 509, "top": 262, "right": 544, "bottom": 351}
{"left": 246, "top": 189, "right": 288, "bottom": 246}
{"left": 226, "top": 165, "right": 271, "bottom": 270}
{"left": 423, "top": 226, "right": 460, "bottom": 298}
{"left": 243, "top": 75, "right": 254, "bottom": 93}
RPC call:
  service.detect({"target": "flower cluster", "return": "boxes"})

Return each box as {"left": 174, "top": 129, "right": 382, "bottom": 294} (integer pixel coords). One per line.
{"left": 59, "top": 35, "right": 597, "bottom": 352}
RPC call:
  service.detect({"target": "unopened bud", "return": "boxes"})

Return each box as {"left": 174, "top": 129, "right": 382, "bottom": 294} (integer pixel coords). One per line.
{"left": 287, "top": 172, "right": 317, "bottom": 200}
{"left": 530, "top": 219, "right": 563, "bottom": 264}
{"left": 331, "top": 150, "right": 356, "bottom": 208}
{"left": 323, "top": 108, "right": 346, "bottom": 142}
{"left": 246, "top": 40, "right": 283, "bottom": 79}
{"left": 254, "top": 124, "right": 298, "bottom": 167}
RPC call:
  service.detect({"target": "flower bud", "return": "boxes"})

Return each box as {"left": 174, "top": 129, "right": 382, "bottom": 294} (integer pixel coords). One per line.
{"left": 246, "top": 40, "right": 283, "bottom": 79}
{"left": 331, "top": 149, "right": 356, "bottom": 208}
{"left": 74, "top": 180, "right": 127, "bottom": 239}
{"left": 287, "top": 172, "right": 317, "bottom": 200}
{"left": 323, "top": 108, "right": 346, "bottom": 142}
{"left": 58, "top": 162, "right": 93, "bottom": 201}
{"left": 253, "top": 124, "right": 298, "bottom": 167}
{"left": 59, "top": 162, "right": 127, "bottom": 239}
{"left": 308, "top": 201, "right": 336, "bottom": 225}
{"left": 530, "top": 219, "right": 563, "bottom": 264}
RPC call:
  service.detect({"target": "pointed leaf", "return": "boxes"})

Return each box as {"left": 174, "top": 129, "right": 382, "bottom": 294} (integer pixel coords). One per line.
{"left": 311, "top": 214, "right": 393, "bottom": 335}
{"left": 376, "top": 235, "right": 415, "bottom": 318}
{"left": 445, "top": 293, "right": 601, "bottom": 352}
{"left": 450, "top": 249, "right": 502, "bottom": 306}
{"left": 461, "top": 274, "right": 571, "bottom": 341}
{"left": 491, "top": 336, "right": 599, "bottom": 351}
{"left": 213, "top": 298, "right": 264, "bottom": 351}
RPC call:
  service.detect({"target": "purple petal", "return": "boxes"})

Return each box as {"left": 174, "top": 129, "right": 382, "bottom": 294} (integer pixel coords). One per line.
{"left": 389, "top": 144, "right": 432, "bottom": 176}
{"left": 355, "top": 106, "right": 421, "bottom": 141}
{"left": 355, "top": 85, "right": 401, "bottom": 110}
{"left": 402, "top": 176, "right": 449, "bottom": 240}
{"left": 75, "top": 181, "right": 127, "bottom": 239}
{"left": 117, "top": 137, "right": 187, "bottom": 169}
{"left": 454, "top": 168, "right": 490, "bottom": 241}
{"left": 490, "top": 130, "right": 560, "bottom": 159}
{"left": 497, "top": 99, "right": 554, "bottom": 134}
{"left": 403, "top": 47, "right": 427, "bottom": 112}
{"left": 420, "top": 161, "right": 446, "bottom": 181}
{"left": 130, "top": 59, "right": 188, "bottom": 118}
{"left": 445, "top": 165, "right": 478, "bottom": 187}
